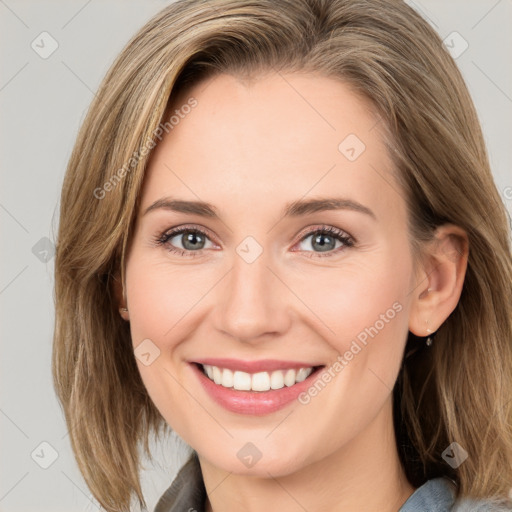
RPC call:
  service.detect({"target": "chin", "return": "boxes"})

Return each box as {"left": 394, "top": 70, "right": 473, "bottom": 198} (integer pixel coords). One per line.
{"left": 197, "top": 440, "right": 315, "bottom": 478}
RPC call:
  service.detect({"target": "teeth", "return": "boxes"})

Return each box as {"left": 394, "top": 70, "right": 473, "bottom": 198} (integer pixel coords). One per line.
{"left": 202, "top": 365, "right": 314, "bottom": 391}
{"left": 251, "top": 371, "right": 270, "bottom": 391}
{"left": 295, "top": 368, "right": 311, "bottom": 382}
{"left": 205, "top": 365, "right": 214, "bottom": 380}
{"left": 284, "top": 369, "right": 296, "bottom": 387}
{"left": 212, "top": 366, "right": 222, "bottom": 385}
{"left": 233, "top": 370, "right": 252, "bottom": 390}
{"left": 270, "top": 370, "right": 284, "bottom": 390}
{"left": 221, "top": 368, "right": 233, "bottom": 388}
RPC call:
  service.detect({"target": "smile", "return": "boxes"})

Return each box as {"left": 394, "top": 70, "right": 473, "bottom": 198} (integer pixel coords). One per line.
{"left": 190, "top": 359, "right": 325, "bottom": 415}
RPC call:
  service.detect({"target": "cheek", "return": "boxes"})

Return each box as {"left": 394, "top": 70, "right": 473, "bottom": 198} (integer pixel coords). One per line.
{"left": 297, "top": 251, "right": 412, "bottom": 350}
{"left": 125, "top": 255, "right": 211, "bottom": 347}
{"left": 291, "top": 252, "right": 411, "bottom": 442}
{"left": 124, "top": 259, "right": 207, "bottom": 438}
{"left": 298, "top": 248, "right": 413, "bottom": 418}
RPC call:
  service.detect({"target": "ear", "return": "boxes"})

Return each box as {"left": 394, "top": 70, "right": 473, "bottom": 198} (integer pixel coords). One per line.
{"left": 408, "top": 224, "right": 469, "bottom": 337}
{"left": 112, "top": 272, "right": 130, "bottom": 321}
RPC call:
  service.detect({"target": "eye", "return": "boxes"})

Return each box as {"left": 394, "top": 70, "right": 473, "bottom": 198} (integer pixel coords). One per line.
{"left": 294, "top": 225, "right": 354, "bottom": 258}
{"left": 155, "top": 225, "right": 216, "bottom": 257}
{"left": 154, "top": 224, "right": 355, "bottom": 258}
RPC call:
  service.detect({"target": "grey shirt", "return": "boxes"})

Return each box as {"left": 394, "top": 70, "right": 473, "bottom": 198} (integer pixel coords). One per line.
{"left": 153, "top": 453, "right": 511, "bottom": 512}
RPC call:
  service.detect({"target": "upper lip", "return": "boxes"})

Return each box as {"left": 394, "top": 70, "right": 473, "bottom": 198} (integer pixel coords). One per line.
{"left": 192, "top": 358, "right": 323, "bottom": 373}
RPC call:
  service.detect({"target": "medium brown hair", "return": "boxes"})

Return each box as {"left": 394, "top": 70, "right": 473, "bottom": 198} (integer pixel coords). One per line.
{"left": 52, "top": 0, "right": 512, "bottom": 510}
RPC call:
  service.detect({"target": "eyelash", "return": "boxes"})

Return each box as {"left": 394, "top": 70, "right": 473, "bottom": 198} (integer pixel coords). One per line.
{"left": 154, "top": 224, "right": 355, "bottom": 259}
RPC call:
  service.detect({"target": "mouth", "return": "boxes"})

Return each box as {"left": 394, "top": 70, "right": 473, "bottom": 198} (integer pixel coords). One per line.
{"left": 189, "top": 359, "right": 325, "bottom": 415}
{"left": 197, "top": 363, "right": 322, "bottom": 392}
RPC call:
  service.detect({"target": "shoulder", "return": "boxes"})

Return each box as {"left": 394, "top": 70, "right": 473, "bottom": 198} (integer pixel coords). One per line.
{"left": 453, "top": 496, "right": 512, "bottom": 512}
{"left": 400, "top": 478, "right": 512, "bottom": 512}
{"left": 400, "top": 477, "right": 456, "bottom": 511}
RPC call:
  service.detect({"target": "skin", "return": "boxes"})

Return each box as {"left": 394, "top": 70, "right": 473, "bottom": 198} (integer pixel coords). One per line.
{"left": 118, "top": 72, "right": 468, "bottom": 512}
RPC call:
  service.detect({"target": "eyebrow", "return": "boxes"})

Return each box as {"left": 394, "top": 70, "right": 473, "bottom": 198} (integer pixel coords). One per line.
{"left": 143, "top": 196, "right": 376, "bottom": 220}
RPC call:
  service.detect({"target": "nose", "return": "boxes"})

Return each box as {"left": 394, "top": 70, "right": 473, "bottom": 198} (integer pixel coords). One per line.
{"left": 212, "top": 249, "right": 291, "bottom": 344}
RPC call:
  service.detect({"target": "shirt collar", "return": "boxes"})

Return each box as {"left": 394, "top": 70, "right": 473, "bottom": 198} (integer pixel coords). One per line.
{"left": 153, "top": 452, "right": 206, "bottom": 512}
{"left": 399, "top": 477, "right": 456, "bottom": 511}
{"left": 153, "top": 453, "right": 460, "bottom": 512}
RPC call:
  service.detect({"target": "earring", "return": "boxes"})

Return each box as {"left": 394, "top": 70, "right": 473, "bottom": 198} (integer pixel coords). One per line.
{"left": 425, "top": 319, "right": 434, "bottom": 346}
{"left": 120, "top": 307, "right": 128, "bottom": 313}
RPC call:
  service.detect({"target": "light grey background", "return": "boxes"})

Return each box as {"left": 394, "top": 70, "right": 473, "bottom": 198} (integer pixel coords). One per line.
{"left": 1, "top": 1, "right": 511, "bottom": 511}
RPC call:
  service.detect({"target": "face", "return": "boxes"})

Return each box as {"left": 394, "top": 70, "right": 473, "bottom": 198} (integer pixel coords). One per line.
{"left": 124, "top": 72, "right": 418, "bottom": 476}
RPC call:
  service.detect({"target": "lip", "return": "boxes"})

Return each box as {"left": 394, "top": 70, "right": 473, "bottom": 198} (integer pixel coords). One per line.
{"left": 192, "top": 358, "right": 322, "bottom": 373}
{"left": 190, "top": 361, "right": 324, "bottom": 416}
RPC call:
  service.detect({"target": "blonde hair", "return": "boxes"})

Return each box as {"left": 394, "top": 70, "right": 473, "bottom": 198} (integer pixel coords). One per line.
{"left": 52, "top": 0, "right": 512, "bottom": 510}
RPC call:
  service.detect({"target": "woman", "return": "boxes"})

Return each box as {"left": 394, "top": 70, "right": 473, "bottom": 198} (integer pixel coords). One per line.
{"left": 52, "top": 0, "right": 512, "bottom": 511}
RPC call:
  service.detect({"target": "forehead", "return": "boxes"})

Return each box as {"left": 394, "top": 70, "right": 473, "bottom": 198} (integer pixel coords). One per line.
{"left": 141, "top": 72, "right": 404, "bottom": 222}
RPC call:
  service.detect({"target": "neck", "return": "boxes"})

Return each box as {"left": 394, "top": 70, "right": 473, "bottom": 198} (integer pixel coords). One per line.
{"left": 199, "top": 398, "right": 415, "bottom": 512}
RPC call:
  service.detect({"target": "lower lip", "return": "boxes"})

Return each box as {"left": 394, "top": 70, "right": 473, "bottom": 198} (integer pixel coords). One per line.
{"left": 190, "top": 363, "right": 323, "bottom": 415}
